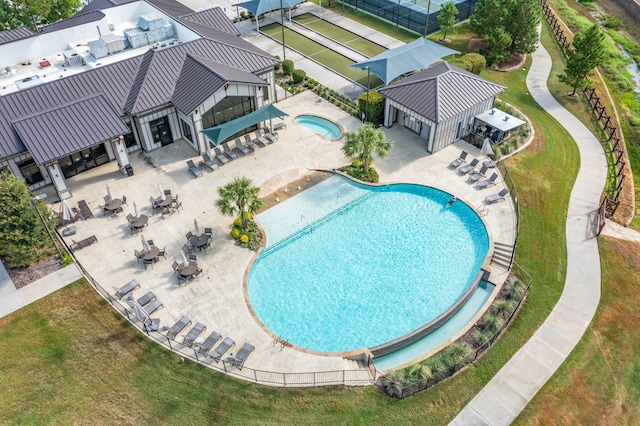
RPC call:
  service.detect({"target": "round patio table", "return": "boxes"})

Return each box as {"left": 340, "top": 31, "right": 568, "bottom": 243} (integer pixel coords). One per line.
{"left": 142, "top": 246, "right": 159, "bottom": 261}
{"left": 131, "top": 215, "right": 148, "bottom": 229}
{"left": 180, "top": 261, "right": 198, "bottom": 277}
{"left": 189, "top": 234, "right": 209, "bottom": 249}
{"left": 104, "top": 199, "right": 123, "bottom": 211}
{"left": 156, "top": 195, "right": 173, "bottom": 207}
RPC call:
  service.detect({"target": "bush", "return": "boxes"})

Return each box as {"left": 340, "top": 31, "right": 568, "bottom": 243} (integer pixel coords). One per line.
{"left": 601, "top": 15, "right": 622, "bottom": 30}
{"left": 358, "top": 90, "right": 385, "bottom": 124}
{"left": 292, "top": 69, "right": 306, "bottom": 84}
{"left": 449, "top": 53, "right": 486, "bottom": 75}
{"left": 282, "top": 59, "right": 294, "bottom": 76}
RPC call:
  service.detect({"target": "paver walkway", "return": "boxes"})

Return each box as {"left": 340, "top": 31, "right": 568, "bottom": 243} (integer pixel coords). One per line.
{"left": 451, "top": 35, "right": 608, "bottom": 424}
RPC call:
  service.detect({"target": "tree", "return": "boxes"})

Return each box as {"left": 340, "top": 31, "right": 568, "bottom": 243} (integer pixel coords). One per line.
{"left": 0, "top": 0, "right": 21, "bottom": 30}
{"left": 341, "top": 123, "right": 393, "bottom": 174}
{"left": 486, "top": 28, "right": 513, "bottom": 66}
{"left": 216, "top": 176, "right": 263, "bottom": 230}
{"left": 0, "top": 0, "right": 82, "bottom": 30}
{"left": 0, "top": 170, "right": 56, "bottom": 268}
{"left": 437, "top": 2, "right": 459, "bottom": 41}
{"left": 559, "top": 24, "right": 606, "bottom": 95}
{"left": 503, "top": 0, "right": 541, "bottom": 56}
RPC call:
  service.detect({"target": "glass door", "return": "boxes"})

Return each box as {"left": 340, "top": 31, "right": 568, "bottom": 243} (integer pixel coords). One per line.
{"left": 150, "top": 116, "right": 173, "bottom": 146}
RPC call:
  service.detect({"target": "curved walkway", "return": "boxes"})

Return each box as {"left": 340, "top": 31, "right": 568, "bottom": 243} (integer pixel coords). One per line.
{"left": 451, "top": 37, "right": 608, "bottom": 424}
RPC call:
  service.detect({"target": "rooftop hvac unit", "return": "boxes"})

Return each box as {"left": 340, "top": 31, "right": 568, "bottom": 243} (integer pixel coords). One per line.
{"left": 138, "top": 13, "right": 163, "bottom": 31}
{"left": 88, "top": 39, "right": 108, "bottom": 59}
{"left": 124, "top": 27, "right": 148, "bottom": 49}
{"left": 100, "top": 33, "right": 124, "bottom": 54}
{"left": 148, "top": 22, "right": 174, "bottom": 43}
{"left": 63, "top": 50, "right": 84, "bottom": 67}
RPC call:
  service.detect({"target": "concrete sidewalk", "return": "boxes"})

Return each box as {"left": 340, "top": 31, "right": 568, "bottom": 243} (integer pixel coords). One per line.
{"left": 0, "top": 261, "right": 84, "bottom": 320}
{"left": 451, "top": 35, "right": 608, "bottom": 425}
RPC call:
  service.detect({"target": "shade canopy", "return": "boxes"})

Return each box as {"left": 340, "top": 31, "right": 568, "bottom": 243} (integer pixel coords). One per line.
{"left": 201, "top": 104, "right": 288, "bottom": 146}
{"left": 475, "top": 109, "right": 525, "bottom": 132}
{"left": 236, "top": 0, "right": 305, "bottom": 17}
{"left": 350, "top": 38, "right": 459, "bottom": 85}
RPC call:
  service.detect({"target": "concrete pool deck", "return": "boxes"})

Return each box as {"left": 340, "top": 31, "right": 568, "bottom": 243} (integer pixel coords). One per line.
{"left": 47, "top": 90, "right": 516, "bottom": 379}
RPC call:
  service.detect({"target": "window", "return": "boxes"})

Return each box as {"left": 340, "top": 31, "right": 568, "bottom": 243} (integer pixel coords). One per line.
{"left": 201, "top": 96, "right": 256, "bottom": 140}
{"left": 123, "top": 122, "right": 138, "bottom": 148}
{"left": 18, "top": 159, "right": 43, "bottom": 185}
{"left": 181, "top": 119, "right": 193, "bottom": 142}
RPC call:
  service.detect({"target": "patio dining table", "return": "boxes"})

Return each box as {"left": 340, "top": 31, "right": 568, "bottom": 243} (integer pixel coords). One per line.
{"left": 180, "top": 261, "right": 198, "bottom": 278}
{"left": 142, "top": 246, "right": 160, "bottom": 261}
{"left": 189, "top": 234, "right": 209, "bottom": 250}
{"left": 131, "top": 214, "right": 148, "bottom": 229}
{"left": 104, "top": 199, "right": 123, "bottom": 212}
{"left": 156, "top": 195, "right": 173, "bottom": 207}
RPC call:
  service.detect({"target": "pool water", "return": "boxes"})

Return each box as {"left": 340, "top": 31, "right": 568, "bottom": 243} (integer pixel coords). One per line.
{"left": 249, "top": 176, "right": 489, "bottom": 353}
{"left": 294, "top": 115, "right": 342, "bottom": 140}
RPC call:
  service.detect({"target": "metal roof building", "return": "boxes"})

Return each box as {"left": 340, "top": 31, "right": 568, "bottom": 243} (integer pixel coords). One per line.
{"left": 0, "top": 0, "right": 278, "bottom": 200}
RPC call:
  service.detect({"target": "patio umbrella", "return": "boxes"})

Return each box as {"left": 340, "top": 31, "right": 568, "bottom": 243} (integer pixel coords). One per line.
{"left": 158, "top": 184, "right": 165, "bottom": 201}
{"left": 481, "top": 138, "right": 494, "bottom": 157}
{"left": 194, "top": 218, "right": 200, "bottom": 235}
{"left": 181, "top": 250, "right": 189, "bottom": 265}
{"left": 126, "top": 296, "right": 149, "bottom": 322}
{"left": 106, "top": 183, "right": 113, "bottom": 201}
{"left": 141, "top": 234, "right": 150, "bottom": 252}
{"left": 60, "top": 200, "right": 73, "bottom": 227}
{"left": 133, "top": 200, "right": 139, "bottom": 218}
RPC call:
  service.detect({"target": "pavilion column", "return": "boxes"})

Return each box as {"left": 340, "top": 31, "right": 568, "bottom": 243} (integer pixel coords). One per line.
{"left": 46, "top": 161, "right": 72, "bottom": 200}
{"left": 112, "top": 136, "right": 130, "bottom": 169}
{"left": 192, "top": 109, "right": 208, "bottom": 155}
{"left": 384, "top": 99, "right": 392, "bottom": 127}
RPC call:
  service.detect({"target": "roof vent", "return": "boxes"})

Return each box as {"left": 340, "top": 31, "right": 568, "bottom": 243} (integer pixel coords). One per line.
{"left": 63, "top": 50, "right": 84, "bottom": 67}
{"left": 489, "top": 109, "right": 495, "bottom": 115}
{"left": 503, "top": 116, "right": 509, "bottom": 121}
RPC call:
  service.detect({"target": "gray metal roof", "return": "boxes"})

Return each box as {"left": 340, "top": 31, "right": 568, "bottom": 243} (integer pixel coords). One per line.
{"left": 0, "top": 27, "right": 36, "bottom": 45}
{"left": 77, "top": 0, "right": 192, "bottom": 17}
{"left": 172, "top": 54, "right": 267, "bottom": 114}
{"left": 378, "top": 62, "right": 506, "bottom": 123}
{"left": 41, "top": 11, "right": 105, "bottom": 33}
{"left": 181, "top": 8, "right": 239, "bottom": 36}
{"left": 12, "top": 95, "right": 130, "bottom": 165}
{"left": 77, "top": 0, "right": 131, "bottom": 14}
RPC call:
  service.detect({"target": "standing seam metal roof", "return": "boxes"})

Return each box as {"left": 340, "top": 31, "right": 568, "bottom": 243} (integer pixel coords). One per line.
{"left": 180, "top": 8, "right": 240, "bottom": 36}
{"left": 378, "top": 62, "right": 506, "bottom": 122}
{"left": 41, "top": 11, "right": 106, "bottom": 33}
{"left": 0, "top": 27, "right": 36, "bottom": 45}
{"left": 12, "top": 95, "right": 130, "bottom": 165}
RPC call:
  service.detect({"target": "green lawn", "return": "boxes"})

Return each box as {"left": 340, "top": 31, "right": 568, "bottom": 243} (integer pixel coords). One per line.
{"left": 293, "top": 14, "right": 387, "bottom": 57}
{"left": 261, "top": 23, "right": 385, "bottom": 88}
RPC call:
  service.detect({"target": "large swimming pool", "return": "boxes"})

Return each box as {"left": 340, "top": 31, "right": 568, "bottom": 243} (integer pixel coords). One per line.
{"left": 249, "top": 176, "right": 489, "bottom": 353}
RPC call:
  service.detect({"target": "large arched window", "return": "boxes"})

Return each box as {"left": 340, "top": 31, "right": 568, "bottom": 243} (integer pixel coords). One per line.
{"left": 201, "top": 96, "right": 256, "bottom": 141}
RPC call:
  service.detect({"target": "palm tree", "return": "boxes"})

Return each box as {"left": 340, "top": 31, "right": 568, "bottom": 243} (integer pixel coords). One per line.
{"left": 341, "top": 123, "right": 393, "bottom": 174}
{"left": 216, "top": 177, "right": 263, "bottom": 229}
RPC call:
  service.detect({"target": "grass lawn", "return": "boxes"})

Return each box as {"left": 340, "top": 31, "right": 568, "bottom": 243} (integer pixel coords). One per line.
{"left": 293, "top": 14, "right": 387, "bottom": 56}
{"left": 261, "top": 23, "right": 385, "bottom": 87}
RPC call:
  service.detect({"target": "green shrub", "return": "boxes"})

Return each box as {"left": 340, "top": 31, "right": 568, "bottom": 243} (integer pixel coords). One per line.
{"left": 357, "top": 90, "right": 385, "bottom": 124}
{"left": 282, "top": 59, "right": 294, "bottom": 76}
{"left": 61, "top": 254, "right": 74, "bottom": 267}
{"left": 601, "top": 15, "right": 622, "bottom": 30}
{"left": 449, "top": 53, "right": 487, "bottom": 74}
{"left": 292, "top": 69, "right": 306, "bottom": 84}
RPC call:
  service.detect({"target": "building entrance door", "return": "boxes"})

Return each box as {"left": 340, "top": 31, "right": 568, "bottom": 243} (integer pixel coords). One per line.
{"left": 150, "top": 116, "right": 173, "bottom": 146}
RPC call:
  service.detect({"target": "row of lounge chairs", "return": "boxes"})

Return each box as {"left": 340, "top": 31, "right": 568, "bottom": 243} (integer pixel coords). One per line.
{"left": 166, "top": 316, "right": 255, "bottom": 369}
{"left": 448, "top": 150, "right": 510, "bottom": 204}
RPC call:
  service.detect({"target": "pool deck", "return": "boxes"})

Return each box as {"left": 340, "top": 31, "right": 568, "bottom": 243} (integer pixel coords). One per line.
{"left": 47, "top": 90, "right": 515, "bottom": 379}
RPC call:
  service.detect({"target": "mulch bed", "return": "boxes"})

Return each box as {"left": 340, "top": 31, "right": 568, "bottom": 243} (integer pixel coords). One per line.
{"left": 4, "top": 255, "right": 61, "bottom": 290}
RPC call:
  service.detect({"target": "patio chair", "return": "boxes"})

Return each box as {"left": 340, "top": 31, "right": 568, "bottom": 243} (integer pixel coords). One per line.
{"left": 214, "top": 147, "right": 231, "bottom": 164}
{"left": 261, "top": 127, "right": 278, "bottom": 143}
{"left": 202, "top": 154, "right": 219, "bottom": 171}
{"left": 221, "top": 142, "right": 239, "bottom": 159}
{"left": 126, "top": 213, "right": 135, "bottom": 223}
{"left": 458, "top": 158, "right": 479, "bottom": 175}
{"left": 449, "top": 151, "right": 468, "bottom": 168}
{"left": 209, "top": 337, "right": 235, "bottom": 362}
{"left": 136, "top": 291, "right": 156, "bottom": 307}
{"left": 183, "top": 322, "right": 206, "bottom": 347}
{"left": 204, "top": 227, "right": 212, "bottom": 238}
{"left": 253, "top": 130, "right": 270, "bottom": 146}
{"left": 485, "top": 188, "right": 509, "bottom": 204}
{"left": 145, "top": 299, "right": 164, "bottom": 315}
{"left": 147, "top": 239, "right": 154, "bottom": 246}
{"left": 477, "top": 172, "right": 499, "bottom": 189}
{"left": 158, "top": 247, "right": 166, "bottom": 259}
{"left": 122, "top": 195, "right": 128, "bottom": 205}
{"left": 113, "top": 279, "right": 140, "bottom": 299}
{"left": 233, "top": 138, "right": 251, "bottom": 155}
{"left": 467, "top": 165, "right": 488, "bottom": 184}
{"left": 177, "top": 274, "right": 189, "bottom": 285}
{"left": 149, "top": 196, "right": 160, "bottom": 213}
{"left": 197, "top": 330, "right": 222, "bottom": 356}
{"left": 171, "top": 261, "right": 182, "bottom": 274}
{"left": 186, "top": 231, "right": 193, "bottom": 240}
{"left": 164, "top": 189, "right": 171, "bottom": 196}
{"left": 186, "top": 160, "right": 203, "bottom": 178}
{"left": 129, "top": 222, "right": 141, "bottom": 235}
{"left": 230, "top": 343, "right": 255, "bottom": 370}
{"left": 173, "top": 200, "right": 183, "bottom": 212}
{"left": 134, "top": 249, "right": 143, "bottom": 263}
{"left": 143, "top": 258, "right": 154, "bottom": 269}
{"left": 167, "top": 315, "right": 192, "bottom": 340}
{"left": 243, "top": 134, "right": 260, "bottom": 151}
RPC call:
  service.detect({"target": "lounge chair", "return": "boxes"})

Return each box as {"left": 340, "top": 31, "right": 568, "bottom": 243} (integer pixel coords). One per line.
{"left": 449, "top": 151, "right": 468, "bottom": 168}
{"left": 221, "top": 142, "right": 239, "bottom": 159}
{"left": 113, "top": 279, "right": 140, "bottom": 299}
{"left": 167, "top": 315, "right": 192, "bottom": 340}
{"left": 233, "top": 138, "right": 251, "bottom": 155}
{"left": 209, "top": 337, "right": 235, "bottom": 362}
{"left": 143, "top": 318, "right": 160, "bottom": 332}
{"left": 243, "top": 134, "right": 260, "bottom": 151}
{"left": 262, "top": 128, "right": 278, "bottom": 143}
{"left": 253, "top": 130, "right": 270, "bottom": 146}
{"left": 77, "top": 200, "right": 93, "bottom": 219}
{"left": 230, "top": 343, "right": 255, "bottom": 370}
{"left": 183, "top": 322, "right": 206, "bottom": 347}
{"left": 272, "top": 120, "right": 286, "bottom": 131}
{"left": 197, "top": 330, "right": 222, "bottom": 356}
{"left": 202, "top": 154, "right": 219, "bottom": 171}
{"left": 145, "top": 299, "right": 163, "bottom": 315}
{"left": 467, "top": 165, "right": 488, "bottom": 184}
{"left": 485, "top": 188, "right": 509, "bottom": 204}
{"left": 136, "top": 291, "right": 156, "bottom": 306}
{"left": 186, "top": 160, "right": 203, "bottom": 178}
{"left": 214, "top": 147, "right": 231, "bottom": 164}
{"left": 458, "top": 158, "right": 479, "bottom": 175}
{"left": 477, "top": 172, "right": 499, "bottom": 189}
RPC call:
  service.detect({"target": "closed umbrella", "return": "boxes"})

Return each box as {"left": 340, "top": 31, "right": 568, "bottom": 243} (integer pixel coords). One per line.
{"left": 106, "top": 183, "right": 113, "bottom": 201}
{"left": 181, "top": 250, "right": 189, "bottom": 265}
{"left": 481, "top": 138, "right": 494, "bottom": 157}
{"left": 60, "top": 200, "right": 73, "bottom": 226}
{"left": 194, "top": 218, "right": 200, "bottom": 235}
{"left": 158, "top": 184, "right": 165, "bottom": 201}
{"left": 141, "top": 234, "right": 150, "bottom": 252}
{"left": 133, "top": 200, "right": 139, "bottom": 218}
{"left": 126, "top": 296, "right": 149, "bottom": 322}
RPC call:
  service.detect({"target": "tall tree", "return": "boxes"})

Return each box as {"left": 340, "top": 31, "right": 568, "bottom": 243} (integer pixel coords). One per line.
{"left": 487, "top": 28, "right": 513, "bottom": 66}
{"left": 0, "top": 0, "right": 21, "bottom": 30}
{"left": 0, "top": 170, "right": 56, "bottom": 268}
{"left": 437, "top": 1, "right": 459, "bottom": 41}
{"left": 341, "top": 123, "right": 393, "bottom": 174}
{"left": 504, "top": 0, "right": 541, "bottom": 55}
{"left": 2, "top": 0, "right": 82, "bottom": 30}
{"left": 559, "top": 24, "right": 606, "bottom": 95}
{"left": 216, "top": 177, "right": 263, "bottom": 230}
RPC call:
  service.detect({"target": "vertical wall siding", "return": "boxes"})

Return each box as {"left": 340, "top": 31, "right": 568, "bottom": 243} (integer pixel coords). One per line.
{"left": 137, "top": 107, "right": 181, "bottom": 152}
{"left": 430, "top": 99, "right": 494, "bottom": 153}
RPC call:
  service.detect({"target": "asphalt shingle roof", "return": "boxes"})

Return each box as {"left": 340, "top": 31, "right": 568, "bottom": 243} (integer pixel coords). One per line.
{"left": 378, "top": 62, "right": 506, "bottom": 123}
